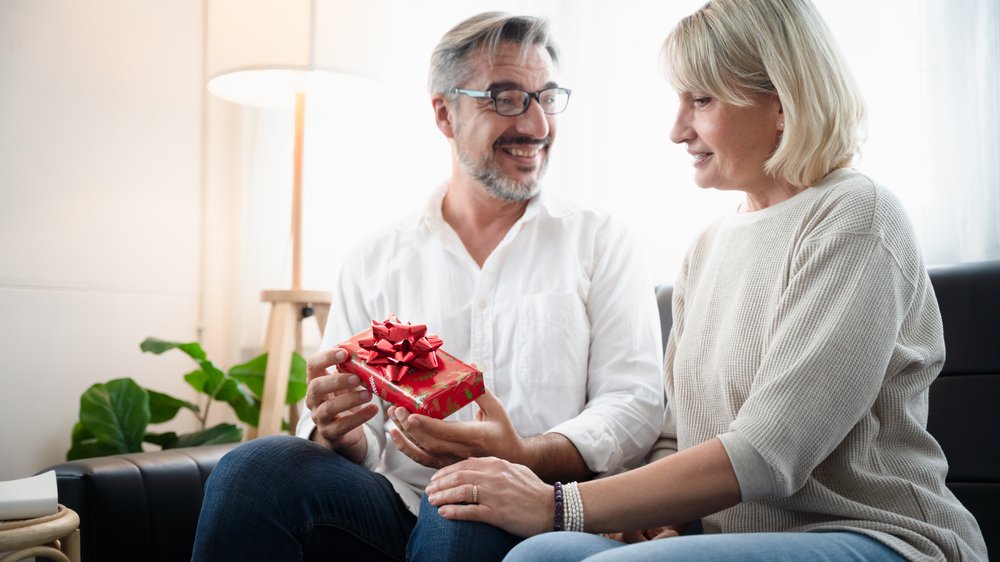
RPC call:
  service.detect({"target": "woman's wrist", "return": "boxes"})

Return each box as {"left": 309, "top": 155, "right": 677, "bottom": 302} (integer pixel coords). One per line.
{"left": 553, "top": 481, "right": 585, "bottom": 532}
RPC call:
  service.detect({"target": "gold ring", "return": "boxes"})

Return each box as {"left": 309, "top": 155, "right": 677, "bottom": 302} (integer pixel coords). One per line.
{"left": 472, "top": 483, "right": 479, "bottom": 504}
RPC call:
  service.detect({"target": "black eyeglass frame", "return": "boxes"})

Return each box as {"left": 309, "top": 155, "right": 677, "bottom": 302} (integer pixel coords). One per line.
{"left": 449, "top": 87, "right": 572, "bottom": 116}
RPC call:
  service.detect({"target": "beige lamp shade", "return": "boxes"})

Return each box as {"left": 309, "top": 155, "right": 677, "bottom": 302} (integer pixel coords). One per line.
{"left": 206, "top": 0, "right": 379, "bottom": 109}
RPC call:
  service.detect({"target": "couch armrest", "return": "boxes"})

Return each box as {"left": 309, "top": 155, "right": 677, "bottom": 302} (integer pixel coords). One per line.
{"left": 39, "top": 444, "right": 237, "bottom": 562}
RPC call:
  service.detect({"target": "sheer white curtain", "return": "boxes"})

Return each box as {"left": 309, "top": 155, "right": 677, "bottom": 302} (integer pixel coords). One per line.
{"left": 231, "top": 0, "right": 1000, "bottom": 354}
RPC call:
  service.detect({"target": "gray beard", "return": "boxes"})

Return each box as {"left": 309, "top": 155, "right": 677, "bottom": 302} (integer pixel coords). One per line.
{"left": 457, "top": 141, "right": 547, "bottom": 202}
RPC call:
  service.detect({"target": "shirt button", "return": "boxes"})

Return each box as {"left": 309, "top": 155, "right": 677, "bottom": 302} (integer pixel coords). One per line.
{"left": 478, "top": 300, "right": 487, "bottom": 310}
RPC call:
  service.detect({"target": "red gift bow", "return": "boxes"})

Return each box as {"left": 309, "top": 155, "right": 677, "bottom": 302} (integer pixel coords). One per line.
{"left": 357, "top": 314, "right": 444, "bottom": 383}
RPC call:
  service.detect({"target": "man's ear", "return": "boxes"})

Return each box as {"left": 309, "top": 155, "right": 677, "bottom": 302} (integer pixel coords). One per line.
{"left": 432, "top": 95, "right": 456, "bottom": 139}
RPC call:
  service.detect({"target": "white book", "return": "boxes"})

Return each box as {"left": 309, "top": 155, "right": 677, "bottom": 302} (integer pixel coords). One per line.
{"left": 0, "top": 470, "right": 58, "bottom": 521}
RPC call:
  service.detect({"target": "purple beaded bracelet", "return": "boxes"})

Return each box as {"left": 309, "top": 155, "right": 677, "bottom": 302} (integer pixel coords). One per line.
{"left": 553, "top": 482, "right": 564, "bottom": 531}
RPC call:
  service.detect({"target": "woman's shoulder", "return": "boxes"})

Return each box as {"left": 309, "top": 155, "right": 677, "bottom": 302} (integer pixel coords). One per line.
{"left": 805, "top": 168, "right": 927, "bottom": 282}
{"left": 807, "top": 168, "right": 913, "bottom": 236}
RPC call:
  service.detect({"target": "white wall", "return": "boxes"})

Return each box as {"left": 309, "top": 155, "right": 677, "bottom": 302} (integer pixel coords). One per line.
{"left": 0, "top": 0, "right": 208, "bottom": 480}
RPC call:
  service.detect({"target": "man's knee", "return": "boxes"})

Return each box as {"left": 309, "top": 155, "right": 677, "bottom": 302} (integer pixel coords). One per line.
{"left": 207, "top": 435, "right": 337, "bottom": 499}
{"left": 408, "top": 495, "right": 521, "bottom": 561}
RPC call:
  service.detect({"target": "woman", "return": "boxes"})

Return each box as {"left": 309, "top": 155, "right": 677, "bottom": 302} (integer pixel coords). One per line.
{"left": 422, "top": 0, "right": 989, "bottom": 560}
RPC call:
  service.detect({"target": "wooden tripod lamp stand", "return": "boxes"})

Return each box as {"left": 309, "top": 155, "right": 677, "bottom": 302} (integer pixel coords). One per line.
{"left": 255, "top": 92, "right": 331, "bottom": 437}
{"left": 207, "top": 0, "right": 376, "bottom": 436}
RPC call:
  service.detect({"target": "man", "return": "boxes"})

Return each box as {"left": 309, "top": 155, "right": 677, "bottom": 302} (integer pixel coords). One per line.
{"left": 192, "top": 12, "right": 663, "bottom": 562}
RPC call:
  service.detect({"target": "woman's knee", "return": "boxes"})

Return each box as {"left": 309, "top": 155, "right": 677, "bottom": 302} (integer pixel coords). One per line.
{"left": 504, "top": 532, "right": 620, "bottom": 562}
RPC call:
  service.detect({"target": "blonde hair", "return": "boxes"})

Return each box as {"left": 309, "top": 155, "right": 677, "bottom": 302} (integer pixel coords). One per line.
{"left": 429, "top": 12, "right": 559, "bottom": 95}
{"left": 663, "top": 0, "right": 866, "bottom": 187}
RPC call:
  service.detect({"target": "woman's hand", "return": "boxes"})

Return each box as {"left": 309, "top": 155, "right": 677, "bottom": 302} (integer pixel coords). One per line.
{"left": 425, "top": 456, "right": 554, "bottom": 538}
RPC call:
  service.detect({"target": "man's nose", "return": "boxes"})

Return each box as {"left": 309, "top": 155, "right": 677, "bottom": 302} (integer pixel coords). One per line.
{"left": 514, "top": 96, "right": 551, "bottom": 138}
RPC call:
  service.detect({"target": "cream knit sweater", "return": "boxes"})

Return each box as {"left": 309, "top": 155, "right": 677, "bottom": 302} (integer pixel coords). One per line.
{"left": 652, "top": 168, "right": 988, "bottom": 561}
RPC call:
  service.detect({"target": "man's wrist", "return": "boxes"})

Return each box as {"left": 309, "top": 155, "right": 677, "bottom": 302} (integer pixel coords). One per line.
{"left": 310, "top": 426, "right": 370, "bottom": 465}
{"left": 520, "top": 433, "right": 593, "bottom": 483}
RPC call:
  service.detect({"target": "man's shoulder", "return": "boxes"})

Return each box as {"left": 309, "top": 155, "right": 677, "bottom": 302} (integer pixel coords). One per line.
{"left": 341, "top": 210, "right": 428, "bottom": 264}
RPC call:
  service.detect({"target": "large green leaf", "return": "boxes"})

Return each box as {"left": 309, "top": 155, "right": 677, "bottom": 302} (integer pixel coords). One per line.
{"left": 67, "top": 439, "right": 125, "bottom": 461}
{"left": 143, "top": 431, "right": 179, "bottom": 449}
{"left": 140, "top": 337, "right": 206, "bottom": 361}
{"left": 198, "top": 360, "right": 228, "bottom": 397}
{"left": 230, "top": 352, "right": 308, "bottom": 404}
{"left": 147, "top": 390, "right": 199, "bottom": 424}
{"left": 214, "top": 379, "right": 259, "bottom": 426}
{"left": 78, "top": 378, "right": 149, "bottom": 455}
{"left": 67, "top": 422, "right": 123, "bottom": 460}
{"left": 172, "top": 424, "right": 242, "bottom": 447}
{"left": 184, "top": 368, "right": 209, "bottom": 393}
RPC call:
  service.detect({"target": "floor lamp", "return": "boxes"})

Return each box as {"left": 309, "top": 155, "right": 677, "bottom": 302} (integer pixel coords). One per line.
{"left": 206, "top": 0, "right": 368, "bottom": 436}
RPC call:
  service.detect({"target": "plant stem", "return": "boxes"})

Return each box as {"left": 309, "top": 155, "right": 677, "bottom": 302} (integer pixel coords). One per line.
{"left": 198, "top": 395, "right": 212, "bottom": 431}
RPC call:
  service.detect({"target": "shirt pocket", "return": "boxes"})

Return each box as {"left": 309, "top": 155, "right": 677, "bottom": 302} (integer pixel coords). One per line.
{"left": 515, "top": 292, "right": 590, "bottom": 388}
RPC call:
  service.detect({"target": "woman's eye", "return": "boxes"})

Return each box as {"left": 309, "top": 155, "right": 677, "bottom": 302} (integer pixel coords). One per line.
{"left": 693, "top": 97, "right": 712, "bottom": 107}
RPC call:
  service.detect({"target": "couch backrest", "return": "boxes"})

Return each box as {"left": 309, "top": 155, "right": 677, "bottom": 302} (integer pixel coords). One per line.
{"left": 924, "top": 261, "right": 1000, "bottom": 557}
{"left": 654, "top": 260, "right": 1000, "bottom": 556}
{"left": 51, "top": 444, "right": 237, "bottom": 562}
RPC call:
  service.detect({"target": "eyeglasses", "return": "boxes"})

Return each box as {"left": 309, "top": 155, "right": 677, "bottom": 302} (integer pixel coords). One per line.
{"left": 450, "top": 87, "right": 572, "bottom": 117}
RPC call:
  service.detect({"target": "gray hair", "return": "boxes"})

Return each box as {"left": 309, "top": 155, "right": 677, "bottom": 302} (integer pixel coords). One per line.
{"left": 428, "top": 12, "right": 560, "bottom": 95}
{"left": 663, "top": 0, "right": 866, "bottom": 187}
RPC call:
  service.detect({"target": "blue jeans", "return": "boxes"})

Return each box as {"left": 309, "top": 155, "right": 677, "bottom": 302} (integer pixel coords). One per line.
{"left": 504, "top": 530, "right": 908, "bottom": 562}
{"left": 191, "top": 435, "right": 520, "bottom": 561}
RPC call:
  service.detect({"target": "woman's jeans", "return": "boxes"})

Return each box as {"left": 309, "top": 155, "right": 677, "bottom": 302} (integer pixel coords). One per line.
{"left": 191, "top": 435, "right": 520, "bottom": 561}
{"left": 503, "top": 530, "right": 908, "bottom": 562}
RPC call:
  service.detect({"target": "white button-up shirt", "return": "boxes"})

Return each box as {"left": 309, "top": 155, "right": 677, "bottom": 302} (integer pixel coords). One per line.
{"left": 298, "top": 184, "right": 664, "bottom": 514}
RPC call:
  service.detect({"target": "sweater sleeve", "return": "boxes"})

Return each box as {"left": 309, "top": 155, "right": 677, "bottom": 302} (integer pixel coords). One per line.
{"left": 648, "top": 254, "right": 688, "bottom": 463}
{"left": 729, "top": 213, "right": 923, "bottom": 499}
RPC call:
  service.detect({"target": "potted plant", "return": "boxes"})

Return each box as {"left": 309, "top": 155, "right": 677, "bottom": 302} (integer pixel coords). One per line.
{"left": 66, "top": 337, "right": 306, "bottom": 460}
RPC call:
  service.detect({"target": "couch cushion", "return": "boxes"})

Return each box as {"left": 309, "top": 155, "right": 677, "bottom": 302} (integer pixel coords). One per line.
{"left": 46, "top": 444, "right": 236, "bottom": 562}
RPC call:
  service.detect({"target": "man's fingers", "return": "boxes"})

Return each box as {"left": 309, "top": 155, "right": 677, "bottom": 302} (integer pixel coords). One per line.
{"left": 306, "top": 347, "right": 349, "bottom": 382}
{"left": 316, "top": 402, "right": 378, "bottom": 442}
{"left": 473, "top": 388, "right": 502, "bottom": 416}
{"left": 650, "top": 528, "right": 681, "bottom": 540}
{"left": 306, "top": 372, "right": 366, "bottom": 411}
{"left": 390, "top": 428, "right": 445, "bottom": 468}
{"left": 397, "top": 417, "right": 473, "bottom": 458}
{"left": 311, "top": 386, "right": 372, "bottom": 420}
{"left": 405, "top": 413, "right": 476, "bottom": 444}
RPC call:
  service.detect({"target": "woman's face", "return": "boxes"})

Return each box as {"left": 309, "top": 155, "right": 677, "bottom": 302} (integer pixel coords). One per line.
{"left": 669, "top": 90, "right": 784, "bottom": 194}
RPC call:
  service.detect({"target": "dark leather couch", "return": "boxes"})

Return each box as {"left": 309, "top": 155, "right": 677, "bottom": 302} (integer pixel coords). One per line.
{"left": 45, "top": 261, "right": 999, "bottom": 561}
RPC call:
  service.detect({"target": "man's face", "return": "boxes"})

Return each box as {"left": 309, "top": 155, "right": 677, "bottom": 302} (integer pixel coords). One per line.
{"left": 450, "top": 43, "right": 559, "bottom": 201}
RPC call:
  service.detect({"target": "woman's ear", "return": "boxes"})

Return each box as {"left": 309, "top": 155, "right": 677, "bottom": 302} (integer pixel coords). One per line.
{"left": 432, "top": 95, "right": 456, "bottom": 139}
{"left": 774, "top": 94, "right": 784, "bottom": 131}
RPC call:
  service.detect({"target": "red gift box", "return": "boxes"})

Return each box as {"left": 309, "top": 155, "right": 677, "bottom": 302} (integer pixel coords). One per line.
{"left": 336, "top": 315, "right": 485, "bottom": 419}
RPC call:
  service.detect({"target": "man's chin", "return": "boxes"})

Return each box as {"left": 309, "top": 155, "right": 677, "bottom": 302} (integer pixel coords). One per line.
{"left": 484, "top": 181, "right": 538, "bottom": 202}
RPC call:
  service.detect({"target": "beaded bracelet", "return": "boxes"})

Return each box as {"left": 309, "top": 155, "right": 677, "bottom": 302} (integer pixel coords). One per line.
{"left": 563, "top": 481, "right": 585, "bottom": 532}
{"left": 553, "top": 482, "right": 564, "bottom": 531}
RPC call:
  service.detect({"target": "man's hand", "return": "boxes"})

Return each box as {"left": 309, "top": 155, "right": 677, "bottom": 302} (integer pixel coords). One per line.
{"left": 387, "top": 389, "right": 526, "bottom": 469}
{"left": 605, "top": 524, "right": 686, "bottom": 543}
{"left": 305, "top": 347, "right": 379, "bottom": 464}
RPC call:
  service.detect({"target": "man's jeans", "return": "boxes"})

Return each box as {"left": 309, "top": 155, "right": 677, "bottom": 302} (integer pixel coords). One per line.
{"left": 191, "top": 435, "right": 520, "bottom": 561}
